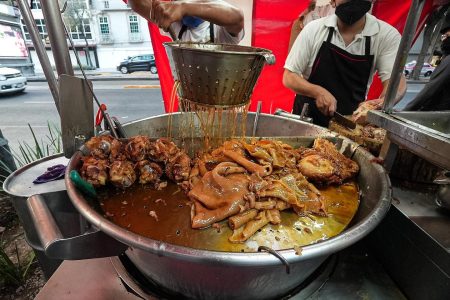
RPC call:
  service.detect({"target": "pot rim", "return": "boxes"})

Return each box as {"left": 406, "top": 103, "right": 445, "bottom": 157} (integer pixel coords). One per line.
{"left": 65, "top": 142, "right": 391, "bottom": 266}
{"left": 163, "top": 41, "right": 273, "bottom": 56}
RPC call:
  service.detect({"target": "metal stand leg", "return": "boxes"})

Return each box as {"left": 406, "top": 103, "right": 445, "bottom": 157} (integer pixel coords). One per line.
{"left": 379, "top": 135, "right": 399, "bottom": 172}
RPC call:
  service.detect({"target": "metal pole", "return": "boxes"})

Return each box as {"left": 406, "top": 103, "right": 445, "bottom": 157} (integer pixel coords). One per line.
{"left": 17, "top": 0, "right": 60, "bottom": 114}
{"left": 382, "top": 0, "right": 425, "bottom": 113}
{"left": 40, "top": 0, "right": 74, "bottom": 76}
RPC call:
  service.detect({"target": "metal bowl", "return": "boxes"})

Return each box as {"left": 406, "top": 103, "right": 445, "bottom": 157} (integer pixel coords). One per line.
{"left": 164, "top": 42, "right": 275, "bottom": 107}
{"left": 64, "top": 113, "right": 391, "bottom": 299}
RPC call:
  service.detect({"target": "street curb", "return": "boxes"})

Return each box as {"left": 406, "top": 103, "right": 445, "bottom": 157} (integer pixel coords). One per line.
{"left": 26, "top": 76, "right": 160, "bottom": 82}
{"left": 406, "top": 79, "right": 428, "bottom": 84}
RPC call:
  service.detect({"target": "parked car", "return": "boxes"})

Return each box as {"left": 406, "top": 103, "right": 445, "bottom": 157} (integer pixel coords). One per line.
{"left": 117, "top": 54, "right": 157, "bottom": 74}
{"left": 0, "top": 67, "right": 27, "bottom": 94}
{"left": 403, "top": 61, "right": 435, "bottom": 77}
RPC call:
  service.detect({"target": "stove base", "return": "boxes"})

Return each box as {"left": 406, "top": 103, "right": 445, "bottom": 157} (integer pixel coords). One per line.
{"left": 35, "top": 242, "right": 405, "bottom": 300}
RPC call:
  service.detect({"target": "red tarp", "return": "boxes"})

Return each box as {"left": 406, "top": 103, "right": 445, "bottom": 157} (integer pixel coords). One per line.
{"left": 148, "top": 0, "right": 438, "bottom": 114}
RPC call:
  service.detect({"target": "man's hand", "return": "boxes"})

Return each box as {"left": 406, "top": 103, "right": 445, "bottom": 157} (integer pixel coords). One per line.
{"left": 150, "top": 0, "right": 184, "bottom": 31}
{"left": 352, "top": 98, "right": 383, "bottom": 125}
{"left": 313, "top": 87, "right": 337, "bottom": 116}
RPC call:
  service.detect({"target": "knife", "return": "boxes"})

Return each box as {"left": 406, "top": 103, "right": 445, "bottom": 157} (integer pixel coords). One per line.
{"left": 333, "top": 112, "right": 357, "bottom": 130}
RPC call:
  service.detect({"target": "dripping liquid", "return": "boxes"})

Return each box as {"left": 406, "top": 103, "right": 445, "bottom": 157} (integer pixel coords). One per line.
{"left": 178, "top": 98, "right": 250, "bottom": 152}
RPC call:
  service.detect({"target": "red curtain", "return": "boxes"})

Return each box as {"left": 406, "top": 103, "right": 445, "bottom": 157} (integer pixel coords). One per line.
{"left": 148, "top": 0, "right": 438, "bottom": 114}
{"left": 148, "top": 23, "right": 175, "bottom": 113}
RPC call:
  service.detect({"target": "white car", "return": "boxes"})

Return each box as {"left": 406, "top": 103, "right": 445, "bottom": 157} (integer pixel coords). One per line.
{"left": 0, "top": 67, "right": 27, "bottom": 94}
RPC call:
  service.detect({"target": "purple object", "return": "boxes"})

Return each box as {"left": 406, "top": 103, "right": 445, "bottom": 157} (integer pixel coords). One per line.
{"left": 33, "top": 164, "right": 67, "bottom": 184}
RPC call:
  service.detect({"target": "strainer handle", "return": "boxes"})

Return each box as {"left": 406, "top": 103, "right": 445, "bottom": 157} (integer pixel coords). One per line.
{"left": 261, "top": 53, "right": 276, "bottom": 65}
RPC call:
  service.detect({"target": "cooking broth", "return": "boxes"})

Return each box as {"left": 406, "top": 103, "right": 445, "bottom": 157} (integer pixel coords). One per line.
{"left": 99, "top": 180, "right": 359, "bottom": 252}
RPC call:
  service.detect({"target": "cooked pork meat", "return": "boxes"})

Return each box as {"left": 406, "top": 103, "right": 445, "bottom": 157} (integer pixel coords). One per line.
{"left": 148, "top": 138, "right": 180, "bottom": 163}
{"left": 125, "top": 136, "right": 152, "bottom": 161}
{"left": 165, "top": 151, "right": 191, "bottom": 183}
{"left": 80, "top": 156, "right": 109, "bottom": 187}
{"left": 81, "top": 135, "right": 359, "bottom": 244}
{"left": 136, "top": 160, "right": 163, "bottom": 185}
{"left": 189, "top": 162, "right": 249, "bottom": 229}
{"left": 109, "top": 160, "right": 136, "bottom": 188}
{"left": 109, "top": 139, "right": 127, "bottom": 161}
{"left": 361, "top": 124, "right": 386, "bottom": 142}
{"left": 84, "top": 135, "right": 115, "bottom": 160}
{"left": 298, "top": 139, "right": 359, "bottom": 185}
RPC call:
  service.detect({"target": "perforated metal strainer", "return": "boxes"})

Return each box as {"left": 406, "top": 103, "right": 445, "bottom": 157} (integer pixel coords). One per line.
{"left": 164, "top": 42, "right": 275, "bottom": 107}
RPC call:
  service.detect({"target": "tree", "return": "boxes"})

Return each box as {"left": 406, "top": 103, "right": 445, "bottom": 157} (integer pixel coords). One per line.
{"left": 411, "top": 5, "right": 449, "bottom": 80}
{"left": 60, "top": 0, "right": 93, "bottom": 67}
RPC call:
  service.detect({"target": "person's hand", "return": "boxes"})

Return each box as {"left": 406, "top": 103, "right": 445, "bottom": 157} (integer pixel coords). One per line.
{"left": 352, "top": 99, "right": 383, "bottom": 125}
{"left": 150, "top": 0, "right": 184, "bottom": 31}
{"left": 314, "top": 87, "right": 337, "bottom": 116}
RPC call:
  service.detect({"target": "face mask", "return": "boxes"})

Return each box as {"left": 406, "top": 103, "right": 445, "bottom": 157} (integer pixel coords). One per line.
{"left": 442, "top": 37, "right": 450, "bottom": 56}
{"left": 335, "top": 0, "right": 371, "bottom": 25}
{"left": 181, "top": 16, "right": 204, "bottom": 28}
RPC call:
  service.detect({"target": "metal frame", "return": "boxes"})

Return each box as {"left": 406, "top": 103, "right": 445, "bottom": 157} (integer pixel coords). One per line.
{"left": 40, "top": 0, "right": 74, "bottom": 76}
{"left": 370, "top": 0, "right": 450, "bottom": 172}
{"left": 382, "top": 0, "right": 426, "bottom": 113}
{"left": 17, "top": 0, "right": 60, "bottom": 114}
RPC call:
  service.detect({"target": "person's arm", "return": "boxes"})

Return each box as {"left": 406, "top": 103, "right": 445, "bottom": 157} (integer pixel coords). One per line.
{"left": 352, "top": 75, "right": 406, "bottom": 124}
{"left": 128, "top": 0, "right": 244, "bottom": 36}
{"left": 283, "top": 20, "right": 337, "bottom": 116}
{"left": 283, "top": 69, "right": 337, "bottom": 116}
{"left": 365, "top": 75, "right": 407, "bottom": 108}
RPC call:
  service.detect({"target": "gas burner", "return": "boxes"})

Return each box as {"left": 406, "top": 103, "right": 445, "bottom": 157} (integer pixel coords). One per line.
{"left": 111, "top": 253, "right": 337, "bottom": 300}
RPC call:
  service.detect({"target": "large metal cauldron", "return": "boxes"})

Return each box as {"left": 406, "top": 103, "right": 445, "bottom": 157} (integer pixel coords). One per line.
{"left": 65, "top": 113, "right": 390, "bottom": 300}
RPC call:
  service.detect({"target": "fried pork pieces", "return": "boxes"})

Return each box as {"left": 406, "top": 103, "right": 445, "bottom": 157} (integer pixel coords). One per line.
{"left": 81, "top": 136, "right": 359, "bottom": 243}
{"left": 188, "top": 138, "right": 358, "bottom": 243}
{"left": 81, "top": 135, "right": 189, "bottom": 188}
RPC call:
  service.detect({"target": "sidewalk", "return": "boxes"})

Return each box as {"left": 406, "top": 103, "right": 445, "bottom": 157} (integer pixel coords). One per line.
{"left": 27, "top": 68, "right": 160, "bottom": 82}
{"left": 406, "top": 78, "right": 429, "bottom": 84}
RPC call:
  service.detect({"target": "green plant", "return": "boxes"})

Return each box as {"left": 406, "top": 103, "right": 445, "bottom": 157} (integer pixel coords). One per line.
{"left": 0, "top": 122, "right": 62, "bottom": 192}
{"left": 0, "top": 235, "right": 35, "bottom": 287}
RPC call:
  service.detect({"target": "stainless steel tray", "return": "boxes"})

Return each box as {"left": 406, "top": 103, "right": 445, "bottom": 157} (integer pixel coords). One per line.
{"left": 368, "top": 110, "right": 450, "bottom": 170}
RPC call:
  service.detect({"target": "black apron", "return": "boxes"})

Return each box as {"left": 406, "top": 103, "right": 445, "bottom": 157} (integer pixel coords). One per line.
{"left": 293, "top": 27, "right": 374, "bottom": 127}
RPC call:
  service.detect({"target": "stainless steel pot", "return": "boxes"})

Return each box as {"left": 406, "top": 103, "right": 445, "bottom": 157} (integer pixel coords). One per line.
{"left": 31, "top": 113, "right": 391, "bottom": 299}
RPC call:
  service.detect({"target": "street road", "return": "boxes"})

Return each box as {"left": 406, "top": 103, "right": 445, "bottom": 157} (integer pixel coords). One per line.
{"left": 0, "top": 80, "right": 423, "bottom": 154}
{"left": 0, "top": 80, "right": 165, "bottom": 153}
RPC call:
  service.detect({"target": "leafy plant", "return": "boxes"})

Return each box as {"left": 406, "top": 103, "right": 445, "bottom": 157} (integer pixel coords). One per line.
{"left": 0, "top": 122, "right": 62, "bottom": 192}
{"left": 0, "top": 235, "right": 35, "bottom": 287}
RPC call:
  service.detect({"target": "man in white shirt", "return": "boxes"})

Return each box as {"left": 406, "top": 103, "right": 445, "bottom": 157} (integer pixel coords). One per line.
{"left": 128, "top": 0, "right": 244, "bottom": 44}
{"left": 283, "top": 0, "right": 406, "bottom": 127}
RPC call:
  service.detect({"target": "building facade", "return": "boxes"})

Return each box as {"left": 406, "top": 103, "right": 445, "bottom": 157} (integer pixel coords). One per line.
{"left": 15, "top": 0, "right": 152, "bottom": 73}
{"left": 90, "top": 0, "right": 153, "bottom": 69}
{"left": 20, "top": 0, "right": 99, "bottom": 73}
{"left": 0, "top": 0, "right": 34, "bottom": 75}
